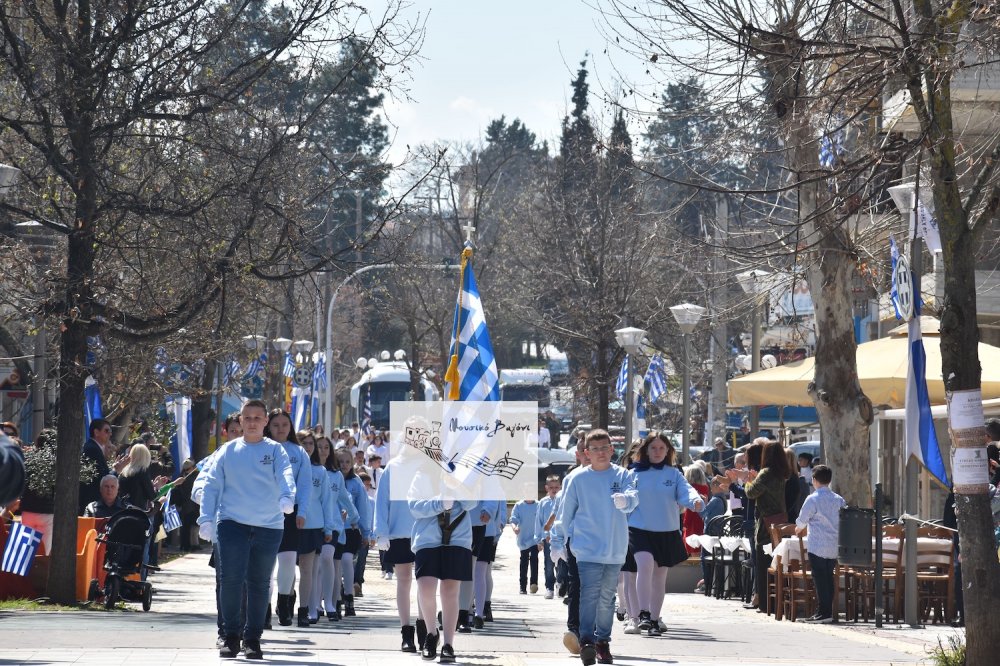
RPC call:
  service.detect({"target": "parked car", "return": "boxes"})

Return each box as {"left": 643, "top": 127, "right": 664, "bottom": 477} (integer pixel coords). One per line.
{"left": 791, "top": 440, "right": 821, "bottom": 463}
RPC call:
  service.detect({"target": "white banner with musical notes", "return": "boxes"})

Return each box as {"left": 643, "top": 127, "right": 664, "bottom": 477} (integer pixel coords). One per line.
{"left": 389, "top": 401, "right": 540, "bottom": 501}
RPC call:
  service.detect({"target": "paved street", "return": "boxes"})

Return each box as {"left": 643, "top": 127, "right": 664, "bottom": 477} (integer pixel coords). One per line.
{"left": 0, "top": 534, "right": 962, "bottom": 665}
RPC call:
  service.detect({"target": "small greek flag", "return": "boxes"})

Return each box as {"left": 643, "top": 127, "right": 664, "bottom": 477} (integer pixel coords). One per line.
{"left": 615, "top": 355, "right": 629, "bottom": 400}
{"left": 282, "top": 353, "right": 296, "bottom": 379}
{"left": 313, "top": 354, "right": 328, "bottom": 390}
{"left": 362, "top": 388, "right": 373, "bottom": 436}
{"left": 644, "top": 354, "right": 669, "bottom": 403}
{"left": 443, "top": 245, "right": 500, "bottom": 401}
{"left": 243, "top": 353, "right": 266, "bottom": 380}
{"left": 2, "top": 522, "right": 43, "bottom": 577}
{"left": 162, "top": 492, "right": 182, "bottom": 533}
{"left": 223, "top": 357, "right": 241, "bottom": 386}
{"left": 153, "top": 347, "right": 169, "bottom": 376}
{"left": 819, "top": 124, "right": 844, "bottom": 169}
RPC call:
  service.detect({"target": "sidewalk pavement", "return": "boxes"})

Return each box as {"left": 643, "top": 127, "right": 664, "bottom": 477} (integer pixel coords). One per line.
{"left": 0, "top": 534, "right": 962, "bottom": 665}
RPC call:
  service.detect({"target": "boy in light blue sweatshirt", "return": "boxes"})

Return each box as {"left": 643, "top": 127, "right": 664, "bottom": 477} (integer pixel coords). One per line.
{"left": 534, "top": 474, "right": 565, "bottom": 599}
{"left": 551, "top": 430, "right": 637, "bottom": 666}
{"left": 510, "top": 497, "right": 540, "bottom": 594}
{"left": 197, "top": 400, "right": 296, "bottom": 660}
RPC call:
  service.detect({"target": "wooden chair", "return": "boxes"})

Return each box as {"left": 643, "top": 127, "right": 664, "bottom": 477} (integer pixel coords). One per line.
{"left": 781, "top": 533, "right": 815, "bottom": 622}
{"left": 765, "top": 523, "right": 797, "bottom": 620}
{"left": 846, "top": 524, "right": 904, "bottom": 623}
{"left": 915, "top": 526, "right": 955, "bottom": 624}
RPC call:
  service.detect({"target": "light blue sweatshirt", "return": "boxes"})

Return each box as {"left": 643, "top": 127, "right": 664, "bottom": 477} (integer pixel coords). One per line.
{"left": 281, "top": 441, "right": 312, "bottom": 519}
{"left": 548, "top": 465, "right": 585, "bottom": 545}
{"left": 409, "top": 497, "right": 480, "bottom": 552}
{"left": 327, "top": 469, "right": 358, "bottom": 543}
{"left": 344, "top": 473, "right": 372, "bottom": 538}
{"left": 551, "top": 465, "right": 638, "bottom": 565}
{"left": 198, "top": 438, "right": 296, "bottom": 530}
{"left": 191, "top": 448, "right": 223, "bottom": 507}
{"left": 627, "top": 465, "right": 702, "bottom": 532}
{"left": 373, "top": 464, "right": 416, "bottom": 540}
{"left": 486, "top": 500, "right": 506, "bottom": 538}
{"left": 302, "top": 463, "right": 334, "bottom": 536}
{"left": 533, "top": 495, "right": 558, "bottom": 543}
{"left": 510, "top": 500, "right": 540, "bottom": 551}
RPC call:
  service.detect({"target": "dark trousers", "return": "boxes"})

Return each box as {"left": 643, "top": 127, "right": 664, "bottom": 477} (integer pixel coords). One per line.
{"left": 355, "top": 543, "right": 368, "bottom": 586}
{"left": 809, "top": 553, "right": 835, "bottom": 617}
{"left": 753, "top": 542, "right": 770, "bottom": 608}
{"left": 542, "top": 540, "right": 556, "bottom": 590}
{"left": 566, "top": 543, "right": 580, "bottom": 636}
{"left": 519, "top": 547, "right": 539, "bottom": 589}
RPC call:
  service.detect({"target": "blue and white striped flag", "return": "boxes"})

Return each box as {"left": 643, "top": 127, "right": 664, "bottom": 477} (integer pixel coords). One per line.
{"left": 362, "top": 388, "right": 373, "bottom": 436}
{"left": 282, "top": 352, "right": 296, "bottom": 379}
{"left": 904, "top": 305, "right": 949, "bottom": 487}
{"left": 615, "top": 355, "right": 629, "bottom": 400}
{"left": 2, "top": 522, "right": 43, "bottom": 576}
{"left": 243, "top": 353, "right": 266, "bottom": 380}
{"left": 223, "top": 358, "right": 241, "bottom": 386}
{"left": 443, "top": 247, "right": 500, "bottom": 401}
{"left": 819, "top": 122, "right": 844, "bottom": 168}
{"left": 291, "top": 386, "right": 309, "bottom": 430}
{"left": 313, "top": 354, "right": 328, "bottom": 390}
{"left": 162, "top": 491, "right": 182, "bottom": 532}
{"left": 635, "top": 393, "right": 648, "bottom": 439}
{"left": 644, "top": 354, "right": 668, "bottom": 403}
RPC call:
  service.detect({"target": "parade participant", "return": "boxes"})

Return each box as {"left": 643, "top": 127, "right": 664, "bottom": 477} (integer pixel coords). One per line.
{"left": 311, "top": 436, "right": 358, "bottom": 622}
{"left": 408, "top": 470, "right": 478, "bottom": 663}
{"left": 265, "top": 409, "right": 312, "bottom": 627}
{"left": 510, "top": 494, "right": 541, "bottom": 595}
{"left": 197, "top": 400, "right": 296, "bottom": 660}
{"left": 459, "top": 500, "right": 490, "bottom": 632}
{"left": 334, "top": 446, "right": 370, "bottom": 617}
{"left": 476, "top": 497, "right": 505, "bottom": 625}
{"left": 535, "top": 475, "right": 565, "bottom": 599}
{"left": 795, "top": 465, "right": 845, "bottom": 623}
{"left": 551, "top": 441, "right": 590, "bottom": 655}
{"left": 374, "top": 437, "right": 420, "bottom": 652}
{"left": 551, "top": 429, "right": 638, "bottom": 666}
{"left": 295, "top": 433, "right": 333, "bottom": 627}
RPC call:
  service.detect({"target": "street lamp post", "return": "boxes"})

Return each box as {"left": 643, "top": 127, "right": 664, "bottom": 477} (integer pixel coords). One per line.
{"left": 737, "top": 270, "right": 771, "bottom": 437}
{"left": 670, "top": 303, "right": 705, "bottom": 464}
{"left": 615, "top": 326, "right": 647, "bottom": 449}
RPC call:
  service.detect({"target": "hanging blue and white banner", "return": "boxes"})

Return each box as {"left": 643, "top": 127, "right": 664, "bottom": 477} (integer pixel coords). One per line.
{"left": 167, "top": 396, "right": 192, "bottom": 477}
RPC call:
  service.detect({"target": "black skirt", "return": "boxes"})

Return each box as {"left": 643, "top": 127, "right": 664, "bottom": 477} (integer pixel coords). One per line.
{"left": 629, "top": 527, "right": 689, "bottom": 568}
{"left": 471, "top": 525, "right": 487, "bottom": 557}
{"left": 278, "top": 509, "right": 299, "bottom": 553}
{"left": 621, "top": 543, "right": 637, "bottom": 573}
{"left": 298, "top": 528, "right": 324, "bottom": 555}
{"left": 387, "top": 537, "right": 416, "bottom": 565}
{"left": 478, "top": 536, "right": 497, "bottom": 563}
{"left": 335, "top": 527, "right": 362, "bottom": 557}
{"left": 415, "top": 545, "right": 473, "bottom": 581}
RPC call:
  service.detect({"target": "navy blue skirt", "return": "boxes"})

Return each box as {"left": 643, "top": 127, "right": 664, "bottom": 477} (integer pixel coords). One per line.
{"left": 478, "top": 536, "right": 497, "bottom": 563}
{"left": 297, "top": 528, "right": 324, "bottom": 555}
{"left": 415, "top": 545, "right": 473, "bottom": 581}
{"left": 387, "top": 537, "right": 416, "bottom": 565}
{"left": 335, "top": 527, "right": 362, "bottom": 557}
{"left": 278, "top": 509, "right": 299, "bottom": 553}
{"left": 629, "top": 527, "right": 688, "bottom": 568}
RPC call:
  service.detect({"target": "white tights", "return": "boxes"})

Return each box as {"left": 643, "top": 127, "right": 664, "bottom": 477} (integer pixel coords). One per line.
{"left": 341, "top": 553, "right": 355, "bottom": 595}
{"left": 276, "top": 550, "right": 297, "bottom": 595}
{"left": 395, "top": 562, "right": 413, "bottom": 626}
{"left": 473, "top": 560, "right": 489, "bottom": 617}
{"left": 621, "top": 571, "right": 639, "bottom": 620}
{"left": 635, "top": 551, "right": 669, "bottom": 618}
{"left": 297, "top": 552, "right": 316, "bottom": 611}
{"left": 312, "top": 544, "right": 336, "bottom": 616}
{"left": 418, "top": 577, "right": 459, "bottom": 645}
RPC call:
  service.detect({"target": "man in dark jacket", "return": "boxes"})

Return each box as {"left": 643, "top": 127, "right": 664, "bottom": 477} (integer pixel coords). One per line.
{"left": 79, "top": 419, "right": 127, "bottom": 513}
{"left": 83, "top": 474, "right": 126, "bottom": 518}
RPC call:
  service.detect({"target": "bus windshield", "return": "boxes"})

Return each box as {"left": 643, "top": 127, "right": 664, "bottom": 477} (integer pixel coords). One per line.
{"left": 365, "top": 381, "right": 413, "bottom": 430}
{"left": 500, "top": 385, "right": 550, "bottom": 407}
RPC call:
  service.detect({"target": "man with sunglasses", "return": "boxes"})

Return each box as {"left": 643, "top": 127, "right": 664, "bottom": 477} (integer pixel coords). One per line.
{"left": 79, "top": 418, "right": 128, "bottom": 514}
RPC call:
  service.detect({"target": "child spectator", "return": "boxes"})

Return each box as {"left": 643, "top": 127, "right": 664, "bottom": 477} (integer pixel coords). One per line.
{"left": 794, "top": 464, "right": 845, "bottom": 624}
{"left": 798, "top": 453, "right": 814, "bottom": 486}
{"left": 510, "top": 495, "right": 540, "bottom": 595}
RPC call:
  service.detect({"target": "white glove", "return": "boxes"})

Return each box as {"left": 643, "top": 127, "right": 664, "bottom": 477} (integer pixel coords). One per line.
{"left": 693, "top": 499, "right": 705, "bottom": 512}
{"left": 612, "top": 493, "right": 628, "bottom": 510}
{"left": 198, "top": 522, "right": 213, "bottom": 543}
{"left": 376, "top": 537, "right": 391, "bottom": 551}
{"left": 551, "top": 547, "right": 566, "bottom": 565}
{"left": 279, "top": 497, "right": 294, "bottom": 515}
{"left": 442, "top": 498, "right": 454, "bottom": 511}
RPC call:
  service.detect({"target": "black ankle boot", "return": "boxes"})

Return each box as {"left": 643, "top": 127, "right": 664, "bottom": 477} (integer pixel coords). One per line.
{"left": 297, "top": 607, "right": 310, "bottom": 627}
{"left": 343, "top": 594, "right": 356, "bottom": 617}
{"left": 483, "top": 600, "right": 494, "bottom": 622}
{"left": 416, "top": 618, "right": 428, "bottom": 649}
{"left": 276, "top": 594, "right": 292, "bottom": 626}
{"left": 421, "top": 631, "right": 439, "bottom": 660}
{"left": 401, "top": 624, "right": 417, "bottom": 653}
{"left": 457, "top": 609, "right": 472, "bottom": 633}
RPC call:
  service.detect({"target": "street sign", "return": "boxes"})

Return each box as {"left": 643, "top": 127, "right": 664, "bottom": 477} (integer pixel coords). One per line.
{"left": 894, "top": 254, "right": 914, "bottom": 321}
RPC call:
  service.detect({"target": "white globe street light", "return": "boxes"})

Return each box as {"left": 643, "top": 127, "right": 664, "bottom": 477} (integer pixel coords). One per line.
{"left": 670, "top": 303, "right": 705, "bottom": 463}
{"left": 615, "top": 326, "right": 647, "bottom": 447}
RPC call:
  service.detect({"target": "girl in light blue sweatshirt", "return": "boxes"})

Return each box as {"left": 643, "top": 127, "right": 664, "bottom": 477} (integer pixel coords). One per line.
{"left": 294, "top": 433, "right": 332, "bottom": 626}
{"left": 511, "top": 498, "right": 540, "bottom": 594}
{"left": 264, "top": 410, "right": 312, "bottom": 627}
{"left": 334, "top": 446, "right": 370, "bottom": 617}
{"left": 627, "top": 432, "right": 704, "bottom": 636}
{"left": 310, "top": 436, "right": 358, "bottom": 622}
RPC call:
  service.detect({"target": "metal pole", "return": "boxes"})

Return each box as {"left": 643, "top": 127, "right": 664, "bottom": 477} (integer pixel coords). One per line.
{"left": 875, "top": 482, "right": 884, "bottom": 627}
{"left": 31, "top": 322, "right": 46, "bottom": 438}
{"left": 624, "top": 354, "right": 635, "bottom": 448}
{"left": 682, "top": 333, "right": 691, "bottom": 464}
{"left": 749, "top": 302, "right": 761, "bottom": 436}
{"left": 324, "top": 262, "right": 460, "bottom": 430}
{"left": 904, "top": 234, "right": 924, "bottom": 628}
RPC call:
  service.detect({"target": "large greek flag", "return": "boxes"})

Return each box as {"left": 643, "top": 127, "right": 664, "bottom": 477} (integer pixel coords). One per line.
{"left": 444, "top": 248, "right": 500, "bottom": 401}
{"left": 2, "top": 522, "right": 43, "bottom": 576}
{"left": 362, "top": 388, "right": 373, "bottom": 436}
{"left": 644, "top": 354, "right": 668, "bottom": 403}
{"left": 615, "top": 355, "right": 629, "bottom": 400}
{"left": 904, "top": 307, "right": 949, "bottom": 487}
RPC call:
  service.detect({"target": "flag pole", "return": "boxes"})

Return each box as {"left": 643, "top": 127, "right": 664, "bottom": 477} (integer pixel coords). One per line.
{"left": 444, "top": 245, "right": 473, "bottom": 401}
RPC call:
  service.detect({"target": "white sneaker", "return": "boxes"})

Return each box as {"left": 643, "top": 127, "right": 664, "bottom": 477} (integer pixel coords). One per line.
{"left": 386, "top": 572, "right": 394, "bottom": 580}
{"left": 544, "top": 589, "right": 554, "bottom": 599}
{"left": 623, "top": 618, "right": 640, "bottom": 635}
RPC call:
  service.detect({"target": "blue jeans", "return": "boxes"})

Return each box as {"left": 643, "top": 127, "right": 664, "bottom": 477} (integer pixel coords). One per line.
{"left": 217, "top": 520, "right": 283, "bottom": 640}
{"left": 542, "top": 541, "right": 555, "bottom": 590}
{"left": 577, "top": 561, "right": 620, "bottom": 645}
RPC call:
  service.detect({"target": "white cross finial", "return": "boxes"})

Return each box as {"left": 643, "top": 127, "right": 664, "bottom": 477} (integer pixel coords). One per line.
{"left": 461, "top": 222, "right": 476, "bottom": 244}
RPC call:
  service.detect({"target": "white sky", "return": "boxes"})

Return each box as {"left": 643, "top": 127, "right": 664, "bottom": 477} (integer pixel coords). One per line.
{"left": 380, "top": 0, "right": 658, "bottom": 164}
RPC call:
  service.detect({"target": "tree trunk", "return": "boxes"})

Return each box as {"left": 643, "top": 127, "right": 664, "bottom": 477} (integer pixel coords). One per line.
{"left": 190, "top": 359, "right": 217, "bottom": 462}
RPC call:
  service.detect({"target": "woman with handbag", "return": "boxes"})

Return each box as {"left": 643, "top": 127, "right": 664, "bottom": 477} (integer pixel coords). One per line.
{"left": 743, "top": 439, "right": 790, "bottom": 612}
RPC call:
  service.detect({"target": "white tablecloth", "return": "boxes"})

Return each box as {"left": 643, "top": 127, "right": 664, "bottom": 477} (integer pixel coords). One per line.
{"left": 764, "top": 536, "right": 952, "bottom": 572}
{"left": 685, "top": 534, "right": 752, "bottom": 553}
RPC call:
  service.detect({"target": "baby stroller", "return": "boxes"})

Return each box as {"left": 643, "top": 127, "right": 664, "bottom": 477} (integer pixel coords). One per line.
{"left": 87, "top": 507, "right": 154, "bottom": 610}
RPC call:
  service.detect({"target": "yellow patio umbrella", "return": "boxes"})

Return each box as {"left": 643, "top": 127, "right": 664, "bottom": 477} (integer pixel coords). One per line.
{"left": 728, "top": 317, "right": 1000, "bottom": 408}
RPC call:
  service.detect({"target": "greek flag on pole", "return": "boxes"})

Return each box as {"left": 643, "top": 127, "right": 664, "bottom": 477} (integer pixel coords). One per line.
{"left": 889, "top": 237, "right": 903, "bottom": 320}
{"left": 282, "top": 353, "right": 296, "bottom": 379}
{"left": 291, "top": 387, "right": 309, "bottom": 430}
{"left": 362, "top": 387, "right": 373, "bottom": 436}
{"left": 162, "top": 491, "right": 182, "bottom": 532}
{"left": 635, "top": 393, "right": 648, "bottom": 439}
{"left": 444, "top": 248, "right": 500, "bottom": 401}
{"left": 313, "top": 354, "right": 328, "bottom": 390}
{"left": 243, "top": 353, "right": 266, "bottom": 380}
{"left": 616, "top": 355, "right": 629, "bottom": 400}
{"left": 84, "top": 375, "right": 103, "bottom": 441}
{"left": 223, "top": 358, "right": 241, "bottom": 387}
{"left": 644, "top": 354, "right": 668, "bottom": 403}
{"left": 167, "top": 396, "right": 192, "bottom": 478}
{"left": 2, "top": 522, "right": 43, "bottom": 576}
{"left": 904, "top": 306, "right": 949, "bottom": 487}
